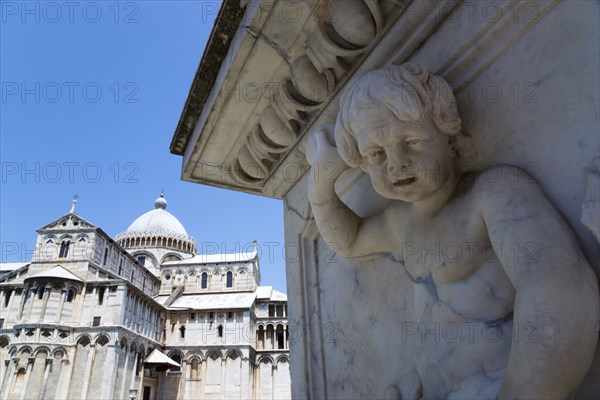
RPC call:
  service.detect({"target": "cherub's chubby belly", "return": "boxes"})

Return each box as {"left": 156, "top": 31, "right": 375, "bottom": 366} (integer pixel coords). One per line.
{"left": 411, "top": 290, "right": 513, "bottom": 398}
{"left": 404, "top": 260, "right": 516, "bottom": 398}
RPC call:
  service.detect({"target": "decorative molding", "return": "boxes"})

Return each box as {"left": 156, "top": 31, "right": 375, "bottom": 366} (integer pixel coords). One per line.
{"left": 228, "top": 0, "right": 396, "bottom": 187}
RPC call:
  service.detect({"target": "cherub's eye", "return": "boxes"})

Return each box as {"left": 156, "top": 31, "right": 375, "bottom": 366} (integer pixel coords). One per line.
{"left": 405, "top": 137, "right": 427, "bottom": 146}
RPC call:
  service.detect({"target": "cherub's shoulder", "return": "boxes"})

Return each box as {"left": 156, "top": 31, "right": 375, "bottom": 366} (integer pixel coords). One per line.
{"left": 471, "top": 165, "right": 543, "bottom": 200}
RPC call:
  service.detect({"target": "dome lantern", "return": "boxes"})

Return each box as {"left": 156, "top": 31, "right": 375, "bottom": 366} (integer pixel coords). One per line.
{"left": 155, "top": 193, "right": 167, "bottom": 210}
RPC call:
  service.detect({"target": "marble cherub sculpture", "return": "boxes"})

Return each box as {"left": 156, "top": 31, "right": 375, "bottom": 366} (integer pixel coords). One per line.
{"left": 306, "top": 63, "right": 599, "bottom": 399}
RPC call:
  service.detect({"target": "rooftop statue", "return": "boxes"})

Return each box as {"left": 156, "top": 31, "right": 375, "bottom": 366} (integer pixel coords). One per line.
{"left": 306, "top": 63, "right": 599, "bottom": 399}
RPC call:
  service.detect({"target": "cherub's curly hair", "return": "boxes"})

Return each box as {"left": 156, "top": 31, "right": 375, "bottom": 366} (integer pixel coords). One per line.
{"left": 334, "top": 63, "right": 463, "bottom": 169}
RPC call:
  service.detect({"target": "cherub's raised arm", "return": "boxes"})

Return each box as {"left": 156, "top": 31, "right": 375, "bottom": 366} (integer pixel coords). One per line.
{"left": 479, "top": 166, "right": 599, "bottom": 398}
{"left": 306, "top": 126, "right": 394, "bottom": 259}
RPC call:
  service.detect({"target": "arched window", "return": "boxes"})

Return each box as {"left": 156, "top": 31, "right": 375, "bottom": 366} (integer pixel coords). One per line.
{"left": 66, "top": 289, "right": 75, "bottom": 302}
{"left": 179, "top": 326, "right": 186, "bottom": 339}
{"left": 37, "top": 287, "right": 44, "bottom": 300}
{"left": 11, "top": 368, "right": 26, "bottom": 396}
{"left": 187, "top": 271, "right": 196, "bottom": 282}
{"left": 190, "top": 358, "right": 199, "bottom": 380}
{"left": 102, "top": 248, "right": 109, "bottom": 265}
{"left": 266, "top": 325, "right": 274, "bottom": 350}
{"left": 4, "top": 289, "right": 12, "bottom": 307}
{"left": 201, "top": 272, "right": 208, "bottom": 289}
{"left": 96, "top": 336, "right": 109, "bottom": 346}
{"left": 217, "top": 325, "right": 223, "bottom": 338}
{"left": 257, "top": 326, "right": 265, "bottom": 350}
{"left": 170, "top": 354, "right": 181, "bottom": 372}
{"left": 135, "top": 352, "right": 142, "bottom": 376}
{"left": 226, "top": 271, "right": 233, "bottom": 288}
{"left": 59, "top": 241, "right": 70, "bottom": 258}
{"left": 276, "top": 324, "right": 285, "bottom": 349}
{"left": 98, "top": 287, "right": 105, "bottom": 305}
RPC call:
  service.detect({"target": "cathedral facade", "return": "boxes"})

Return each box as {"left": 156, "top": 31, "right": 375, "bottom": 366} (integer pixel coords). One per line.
{"left": 0, "top": 196, "right": 291, "bottom": 400}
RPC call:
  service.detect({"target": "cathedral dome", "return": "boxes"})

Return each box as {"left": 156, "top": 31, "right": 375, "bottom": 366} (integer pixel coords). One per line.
{"left": 125, "top": 195, "right": 187, "bottom": 237}
{"left": 115, "top": 194, "right": 197, "bottom": 254}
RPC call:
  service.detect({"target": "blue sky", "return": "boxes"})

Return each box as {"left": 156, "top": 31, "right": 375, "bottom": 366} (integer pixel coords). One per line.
{"left": 0, "top": 1, "right": 287, "bottom": 292}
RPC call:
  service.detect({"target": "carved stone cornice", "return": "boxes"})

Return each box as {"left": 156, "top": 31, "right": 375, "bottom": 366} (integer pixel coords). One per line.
{"left": 172, "top": 0, "right": 408, "bottom": 198}
{"left": 170, "top": 0, "right": 248, "bottom": 156}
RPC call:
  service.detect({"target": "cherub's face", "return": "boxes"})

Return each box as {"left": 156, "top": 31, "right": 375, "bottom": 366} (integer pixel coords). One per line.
{"left": 353, "top": 107, "right": 456, "bottom": 202}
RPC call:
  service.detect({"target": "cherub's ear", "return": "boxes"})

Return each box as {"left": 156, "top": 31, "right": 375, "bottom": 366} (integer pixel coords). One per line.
{"left": 429, "top": 75, "right": 461, "bottom": 135}
{"left": 334, "top": 123, "right": 361, "bottom": 168}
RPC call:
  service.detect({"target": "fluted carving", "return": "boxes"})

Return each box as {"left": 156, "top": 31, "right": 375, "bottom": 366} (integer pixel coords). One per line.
{"left": 231, "top": 0, "right": 390, "bottom": 185}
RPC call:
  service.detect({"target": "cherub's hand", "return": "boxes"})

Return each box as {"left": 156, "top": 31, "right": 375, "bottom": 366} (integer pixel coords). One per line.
{"left": 306, "top": 124, "right": 351, "bottom": 204}
{"left": 305, "top": 123, "right": 349, "bottom": 175}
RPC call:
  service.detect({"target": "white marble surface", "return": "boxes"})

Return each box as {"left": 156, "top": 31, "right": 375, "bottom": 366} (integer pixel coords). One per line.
{"left": 305, "top": 63, "right": 599, "bottom": 399}
{"left": 170, "top": 0, "right": 600, "bottom": 398}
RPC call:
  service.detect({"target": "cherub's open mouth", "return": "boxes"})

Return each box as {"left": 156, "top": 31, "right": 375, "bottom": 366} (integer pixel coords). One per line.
{"left": 393, "top": 177, "right": 416, "bottom": 186}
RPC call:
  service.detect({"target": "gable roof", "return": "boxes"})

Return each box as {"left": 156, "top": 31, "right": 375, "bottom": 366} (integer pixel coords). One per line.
{"left": 144, "top": 349, "right": 181, "bottom": 367}
{"left": 256, "top": 286, "right": 286, "bottom": 301}
{"left": 25, "top": 265, "right": 83, "bottom": 282}
{"left": 37, "top": 212, "right": 98, "bottom": 232}
{"left": 255, "top": 286, "right": 272, "bottom": 299}
{"left": 270, "top": 288, "right": 287, "bottom": 301}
